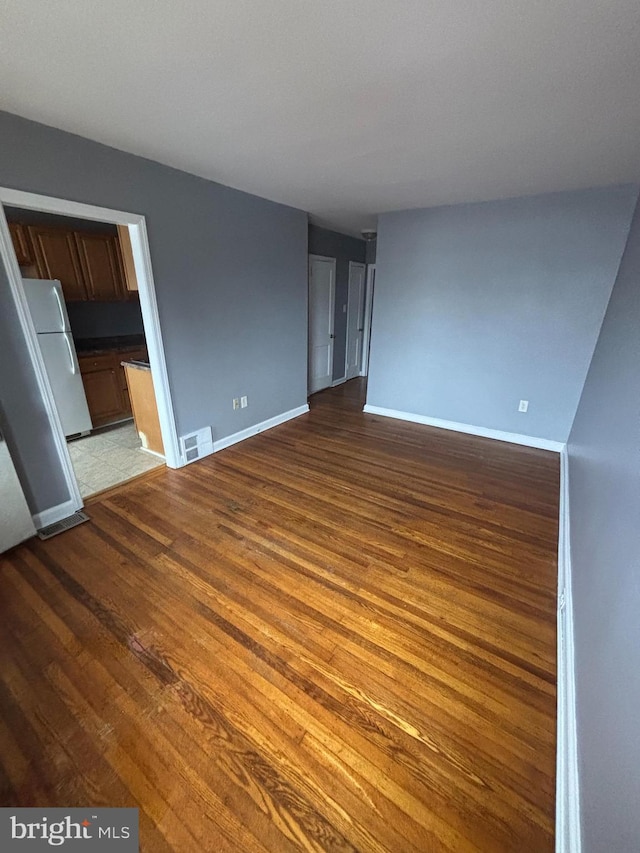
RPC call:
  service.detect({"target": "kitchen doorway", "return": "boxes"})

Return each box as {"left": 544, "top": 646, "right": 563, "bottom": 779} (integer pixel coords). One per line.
{"left": 308, "top": 254, "right": 336, "bottom": 394}
{"left": 0, "top": 189, "right": 180, "bottom": 524}
{"left": 345, "top": 261, "right": 366, "bottom": 380}
{"left": 361, "top": 263, "right": 375, "bottom": 377}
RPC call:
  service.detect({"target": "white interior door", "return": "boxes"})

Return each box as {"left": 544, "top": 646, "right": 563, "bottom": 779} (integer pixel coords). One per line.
{"left": 308, "top": 256, "right": 336, "bottom": 394}
{"left": 346, "top": 262, "right": 366, "bottom": 380}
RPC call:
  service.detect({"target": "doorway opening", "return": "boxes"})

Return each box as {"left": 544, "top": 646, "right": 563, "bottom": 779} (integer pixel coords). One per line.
{"left": 361, "top": 263, "right": 375, "bottom": 377}
{"left": 345, "top": 261, "right": 366, "bottom": 380}
{"left": 0, "top": 188, "right": 180, "bottom": 524}
{"left": 308, "top": 254, "right": 336, "bottom": 395}
{"left": 308, "top": 254, "right": 375, "bottom": 399}
{"left": 6, "top": 206, "right": 164, "bottom": 497}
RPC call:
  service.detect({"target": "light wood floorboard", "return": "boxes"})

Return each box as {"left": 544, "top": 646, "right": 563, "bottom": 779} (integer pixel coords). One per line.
{"left": 0, "top": 378, "right": 558, "bottom": 851}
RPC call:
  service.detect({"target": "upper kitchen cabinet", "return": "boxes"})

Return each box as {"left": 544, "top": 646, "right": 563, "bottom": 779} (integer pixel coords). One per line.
{"left": 23, "top": 223, "right": 128, "bottom": 302}
{"left": 8, "top": 222, "right": 32, "bottom": 266}
{"left": 28, "top": 224, "right": 88, "bottom": 301}
{"left": 75, "top": 232, "right": 126, "bottom": 301}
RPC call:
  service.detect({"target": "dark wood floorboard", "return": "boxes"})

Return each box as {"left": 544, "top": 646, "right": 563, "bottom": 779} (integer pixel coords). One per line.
{"left": 0, "top": 378, "right": 558, "bottom": 851}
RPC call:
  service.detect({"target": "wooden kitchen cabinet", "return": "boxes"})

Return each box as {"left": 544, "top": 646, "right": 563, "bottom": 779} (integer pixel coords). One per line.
{"left": 79, "top": 347, "right": 148, "bottom": 428}
{"left": 79, "top": 353, "right": 125, "bottom": 427}
{"left": 27, "top": 224, "right": 88, "bottom": 301}
{"left": 75, "top": 232, "right": 127, "bottom": 301}
{"left": 118, "top": 347, "right": 147, "bottom": 414}
{"left": 24, "top": 223, "right": 127, "bottom": 302}
{"left": 8, "top": 222, "right": 32, "bottom": 265}
{"left": 123, "top": 362, "right": 164, "bottom": 456}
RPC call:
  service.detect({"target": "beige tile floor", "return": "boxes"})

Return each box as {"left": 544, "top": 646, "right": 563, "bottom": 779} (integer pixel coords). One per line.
{"left": 67, "top": 421, "right": 164, "bottom": 498}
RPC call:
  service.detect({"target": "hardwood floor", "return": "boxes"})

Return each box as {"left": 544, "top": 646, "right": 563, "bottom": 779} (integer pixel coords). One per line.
{"left": 0, "top": 378, "right": 559, "bottom": 851}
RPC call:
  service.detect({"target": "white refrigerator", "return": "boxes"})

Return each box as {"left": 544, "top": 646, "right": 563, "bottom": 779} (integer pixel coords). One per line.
{"left": 23, "top": 279, "right": 92, "bottom": 437}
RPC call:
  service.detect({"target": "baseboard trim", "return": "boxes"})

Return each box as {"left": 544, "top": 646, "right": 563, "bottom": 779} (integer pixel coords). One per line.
{"left": 556, "top": 447, "right": 581, "bottom": 852}
{"left": 362, "top": 404, "right": 565, "bottom": 452}
{"left": 213, "top": 404, "right": 310, "bottom": 453}
{"left": 140, "top": 447, "right": 166, "bottom": 460}
{"left": 331, "top": 377, "right": 347, "bottom": 387}
{"left": 32, "top": 498, "right": 81, "bottom": 530}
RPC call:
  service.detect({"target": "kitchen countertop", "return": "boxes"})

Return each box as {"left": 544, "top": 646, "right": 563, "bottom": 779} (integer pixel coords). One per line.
{"left": 75, "top": 334, "right": 146, "bottom": 354}
{"left": 121, "top": 359, "right": 151, "bottom": 371}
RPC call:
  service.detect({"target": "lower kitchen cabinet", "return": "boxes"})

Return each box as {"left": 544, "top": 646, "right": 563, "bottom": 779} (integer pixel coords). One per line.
{"left": 79, "top": 347, "right": 147, "bottom": 428}
{"left": 81, "top": 361, "right": 124, "bottom": 427}
{"left": 118, "top": 348, "right": 148, "bottom": 414}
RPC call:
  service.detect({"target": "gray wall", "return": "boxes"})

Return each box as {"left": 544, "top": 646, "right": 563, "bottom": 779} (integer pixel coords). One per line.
{"left": 0, "top": 261, "right": 69, "bottom": 512}
{"left": 0, "top": 110, "right": 308, "bottom": 513}
{"left": 367, "top": 186, "right": 638, "bottom": 442}
{"left": 308, "top": 224, "right": 366, "bottom": 381}
{"left": 365, "top": 238, "right": 377, "bottom": 265}
{"left": 568, "top": 199, "right": 640, "bottom": 852}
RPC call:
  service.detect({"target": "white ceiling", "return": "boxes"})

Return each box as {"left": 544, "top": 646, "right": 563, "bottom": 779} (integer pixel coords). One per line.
{"left": 1, "top": 1, "right": 640, "bottom": 236}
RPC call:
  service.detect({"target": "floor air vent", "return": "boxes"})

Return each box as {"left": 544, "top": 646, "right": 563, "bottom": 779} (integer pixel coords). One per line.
{"left": 38, "top": 511, "right": 90, "bottom": 540}
{"left": 180, "top": 427, "right": 213, "bottom": 464}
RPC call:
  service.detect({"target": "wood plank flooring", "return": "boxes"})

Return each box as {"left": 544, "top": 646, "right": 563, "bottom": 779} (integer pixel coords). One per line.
{"left": 0, "top": 378, "right": 559, "bottom": 851}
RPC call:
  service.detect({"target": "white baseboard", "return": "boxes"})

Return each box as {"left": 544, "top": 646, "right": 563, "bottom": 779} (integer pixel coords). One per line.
{"left": 32, "top": 498, "right": 81, "bottom": 530}
{"left": 140, "top": 447, "right": 166, "bottom": 460}
{"left": 213, "top": 404, "right": 309, "bottom": 453}
{"left": 556, "top": 447, "right": 581, "bottom": 852}
{"left": 331, "top": 377, "right": 347, "bottom": 387}
{"left": 362, "top": 404, "right": 565, "bottom": 452}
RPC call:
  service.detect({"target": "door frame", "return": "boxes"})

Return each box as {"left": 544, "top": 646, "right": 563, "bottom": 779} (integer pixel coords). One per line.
{"left": 308, "top": 254, "right": 336, "bottom": 394}
{"left": 0, "top": 187, "right": 181, "bottom": 525}
{"left": 360, "top": 263, "right": 376, "bottom": 377}
{"left": 345, "top": 260, "right": 366, "bottom": 380}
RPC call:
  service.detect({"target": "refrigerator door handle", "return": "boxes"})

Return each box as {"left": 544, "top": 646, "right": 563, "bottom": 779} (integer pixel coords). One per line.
{"left": 52, "top": 284, "right": 67, "bottom": 331}
{"left": 63, "top": 332, "right": 77, "bottom": 375}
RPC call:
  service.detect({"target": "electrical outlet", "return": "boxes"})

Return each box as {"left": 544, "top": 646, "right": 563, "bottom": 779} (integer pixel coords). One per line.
{"left": 233, "top": 398, "right": 240, "bottom": 410}
{"left": 342, "top": 304, "right": 347, "bottom": 313}
{"left": 518, "top": 400, "right": 529, "bottom": 413}
{"left": 240, "top": 396, "right": 248, "bottom": 408}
